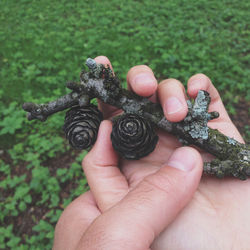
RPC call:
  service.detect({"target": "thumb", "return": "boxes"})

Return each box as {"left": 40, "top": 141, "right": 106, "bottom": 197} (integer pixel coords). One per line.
{"left": 82, "top": 120, "right": 129, "bottom": 211}
{"left": 78, "top": 147, "right": 203, "bottom": 250}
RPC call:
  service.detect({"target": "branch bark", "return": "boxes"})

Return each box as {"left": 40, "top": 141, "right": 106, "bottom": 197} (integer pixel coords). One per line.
{"left": 22, "top": 59, "right": 250, "bottom": 180}
{"left": 22, "top": 92, "right": 89, "bottom": 121}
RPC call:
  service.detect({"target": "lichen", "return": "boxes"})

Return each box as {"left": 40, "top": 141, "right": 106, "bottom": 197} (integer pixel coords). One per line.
{"left": 181, "top": 91, "right": 211, "bottom": 140}
{"left": 22, "top": 58, "right": 250, "bottom": 180}
{"left": 227, "top": 137, "right": 237, "bottom": 145}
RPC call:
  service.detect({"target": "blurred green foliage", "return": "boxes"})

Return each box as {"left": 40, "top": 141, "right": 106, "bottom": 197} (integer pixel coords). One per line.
{"left": 0, "top": 0, "right": 249, "bottom": 248}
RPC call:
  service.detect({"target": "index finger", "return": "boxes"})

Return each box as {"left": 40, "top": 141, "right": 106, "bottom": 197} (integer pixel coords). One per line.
{"left": 126, "top": 65, "right": 158, "bottom": 100}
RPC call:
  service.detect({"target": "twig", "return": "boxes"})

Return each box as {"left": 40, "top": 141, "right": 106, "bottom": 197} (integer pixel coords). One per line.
{"left": 22, "top": 59, "right": 250, "bottom": 180}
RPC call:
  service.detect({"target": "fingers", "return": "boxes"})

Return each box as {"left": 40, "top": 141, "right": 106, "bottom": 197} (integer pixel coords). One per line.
{"left": 78, "top": 147, "right": 203, "bottom": 250}
{"left": 188, "top": 74, "right": 244, "bottom": 142}
{"left": 158, "top": 79, "right": 188, "bottom": 122}
{"left": 95, "top": 57, "right": 159, "bottom": 117}
{"left": 188, "top": 73, "right": 219, "bottom": 100}
{"left": 82, "top": 120, "right": 129, "bottom": 212}
{"left": 94, "top": 55, "right": 113, "bottom": 70}
{"left": 127, "top": 65, "right": 158, "bottom": 98}
{"left": 53, "top": 191, "right": 100, "bottom": 250}
{"left": 187, "top": 74, "right": 229, "bottom": 119}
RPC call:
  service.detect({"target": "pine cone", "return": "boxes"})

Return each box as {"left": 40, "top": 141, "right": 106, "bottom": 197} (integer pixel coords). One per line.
{"left": 63, "top": 105, "right": 103, "bottom": 150}
{"left": 111, "top": 114, "right": 158, "bottom": 160}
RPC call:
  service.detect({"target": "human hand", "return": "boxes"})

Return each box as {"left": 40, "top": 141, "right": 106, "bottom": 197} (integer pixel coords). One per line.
{"left": 54, "top": 56, "right": 249, "bottom": 250}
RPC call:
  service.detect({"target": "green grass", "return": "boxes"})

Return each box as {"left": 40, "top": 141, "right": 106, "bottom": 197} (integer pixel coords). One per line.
{"left": 0, "top": 0, "right": 249, "bottom": 248}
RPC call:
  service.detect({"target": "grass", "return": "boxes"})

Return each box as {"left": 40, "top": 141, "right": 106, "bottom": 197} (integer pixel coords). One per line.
{"left": 0, "top": 0, "right": 249, "bottom": 249}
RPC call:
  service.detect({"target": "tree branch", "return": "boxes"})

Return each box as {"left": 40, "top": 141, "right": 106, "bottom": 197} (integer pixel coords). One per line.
{"left": 22, "top": 92, "right": 89, "bottom": 121}
{"left": 22, "top": 58, "right": 250, "bottom": 179}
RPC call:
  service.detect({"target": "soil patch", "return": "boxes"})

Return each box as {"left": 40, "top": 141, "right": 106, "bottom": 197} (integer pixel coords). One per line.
{"left": 229, "top": 98, "right": 249, "bottom": 141}
{"left": 0, "top": 98, "right": 249, "bottom": 246}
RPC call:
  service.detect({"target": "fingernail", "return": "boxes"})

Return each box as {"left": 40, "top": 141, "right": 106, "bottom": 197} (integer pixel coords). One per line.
{"left": 133, "top": 73, "right": 156, "bottom": 88}
{"left": 164, "top": 97, "right": 183, "bottom": 115}
{"left": 167, "top": 148, "right": 196, "bottom": 172}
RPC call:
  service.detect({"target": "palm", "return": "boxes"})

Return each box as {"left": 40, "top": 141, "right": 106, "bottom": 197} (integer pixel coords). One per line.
{"left": 95, "top": 57, "right": 249, "bottom": 247}
{"left": 118, "top": 108, "right": 250, "bottom": 249}
{"left": 86, "top": 57, "right": 249, "bottom": 248}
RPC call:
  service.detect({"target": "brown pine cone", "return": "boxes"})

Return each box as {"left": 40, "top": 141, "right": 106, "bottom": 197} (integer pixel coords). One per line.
{"left": 111, "top": 113, "right": 158, "bottom": 159}
{"left": 63, "top": 104, "right": 103, "bottom": 150}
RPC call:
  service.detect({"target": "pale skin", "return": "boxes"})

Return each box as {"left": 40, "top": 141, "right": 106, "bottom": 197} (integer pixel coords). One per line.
{"left": 53, "top": 56, "right": 249, "bottom": 250}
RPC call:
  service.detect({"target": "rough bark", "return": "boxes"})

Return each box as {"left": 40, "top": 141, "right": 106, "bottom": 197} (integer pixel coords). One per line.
{"left": 23, "top": 58, "right": 250, "bottom": 180}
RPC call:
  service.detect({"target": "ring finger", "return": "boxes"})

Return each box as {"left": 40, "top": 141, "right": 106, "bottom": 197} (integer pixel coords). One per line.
{"left": 158, "top": 79, "right": 188, "bottom": 122}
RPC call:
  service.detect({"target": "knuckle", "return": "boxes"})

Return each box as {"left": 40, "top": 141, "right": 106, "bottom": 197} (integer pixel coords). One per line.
{"left": 82, "top": 224, "right": 109, "bottom": 248}
{"left": 142, "top": 169, "right": 185, "bottom": 202}
{"left": 55, "top": 193, "right": 89, "bottom": 232}
{"left": 159, "top": 78, "right": 184, "bottom": 90}
{"left": 144, "top": 172, "right": 175, "bottom": 195}
{"left": 130, "top": 182, "right": 156, "bottom": 207}
{"left": 85, "top": 219, "right": 135, "bottom": 249}
{"left": 81, "top": 153, "right": 92, "bottom": 170}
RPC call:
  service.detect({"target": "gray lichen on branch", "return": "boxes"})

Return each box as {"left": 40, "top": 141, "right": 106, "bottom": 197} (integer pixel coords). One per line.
{"left": 22, "top": 58, "right": 250, "bottom": 180}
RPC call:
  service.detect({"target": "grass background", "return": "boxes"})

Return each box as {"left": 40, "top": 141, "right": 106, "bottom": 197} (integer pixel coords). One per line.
{"left": 0, "top": 0, "right": 249, "bottom": 249}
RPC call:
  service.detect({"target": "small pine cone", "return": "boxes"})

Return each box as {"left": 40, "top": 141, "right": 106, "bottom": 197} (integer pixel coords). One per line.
{"left": 63, "top": 105, "right": 103, "bottom": 150}
{"left": 111, "top": 114, "right": 158, "bottom": 160}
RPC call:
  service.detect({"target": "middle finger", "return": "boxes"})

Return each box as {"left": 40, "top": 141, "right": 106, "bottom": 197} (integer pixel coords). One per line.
{"left": 158, "top": 79, "right": 188, "bottom": 122}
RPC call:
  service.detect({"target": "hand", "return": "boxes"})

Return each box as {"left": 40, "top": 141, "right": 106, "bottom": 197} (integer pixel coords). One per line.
{"left": 53, "top": 56, "right": 249, "bottom": 250}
